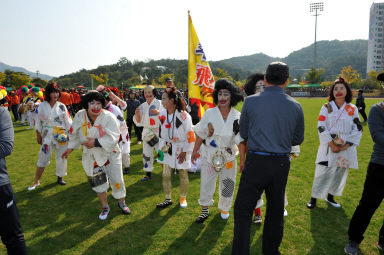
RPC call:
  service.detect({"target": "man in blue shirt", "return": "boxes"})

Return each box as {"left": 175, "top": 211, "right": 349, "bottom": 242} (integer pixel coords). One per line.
{"left": 0, "top": 107, "right": 28, "bottom": 254}
{"left": 232, "top": 62, "right": 304, "bottom": 255}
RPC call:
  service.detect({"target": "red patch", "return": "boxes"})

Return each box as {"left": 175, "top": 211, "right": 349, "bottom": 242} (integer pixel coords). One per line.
{"left": 318, "top": 115, "right": 326, "bottom": 121}
{"left": 165, "top": 123, "right": 171, "bottom": 128}
{"left": 69, "top": 126, "right": 73, "bottom": 134}
{"left": 159, "top": 115, "right": 166, "bottom": 124}
{"left": 150, "top": 118, "right": 155, "bottom": 126}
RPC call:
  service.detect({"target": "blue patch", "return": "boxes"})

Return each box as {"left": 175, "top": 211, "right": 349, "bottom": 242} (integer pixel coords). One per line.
{"left": 144, "top": 163, "right": 148, "bottom": 168}
{"left": 210, "top": 140, "right": 217, "bottom": 148}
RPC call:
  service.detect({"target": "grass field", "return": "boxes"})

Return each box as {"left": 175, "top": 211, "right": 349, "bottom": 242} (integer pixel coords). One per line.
{"left": 1, "top": 98, "right": 384, "bottom": 255}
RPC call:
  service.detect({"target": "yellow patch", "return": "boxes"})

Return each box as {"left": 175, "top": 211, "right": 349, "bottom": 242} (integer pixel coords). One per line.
{"left": 115, "top": 183, "right": 121, "bottom": 190}
{"left": 225, "top": 161, "right": 233, "bottom": 170}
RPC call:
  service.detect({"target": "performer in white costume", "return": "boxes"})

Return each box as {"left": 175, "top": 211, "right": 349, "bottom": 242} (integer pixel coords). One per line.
{"left": 62, "top": 91, "right": 131, "bottom": 220}
{"left": 28, "top": 82, "right": 72, "bottom": 190}
{"left": 192, "top": 79, "right": 245, "bottom": 223}
{"left": 18, "top": 87, "right": 31, "bottom": 126}
{"left": 96, "top": 85, "right": 131, "bottom": 174}
{"left": 156, "top": 87, "right": 195, "bottom": 209}
{"left": 27, "top": 87, "right": 43, "bottom": 130}
{"left": 133, "top": 85, "right": 163, "bottom": 181}
{"left": 307, "top": 77, "right": 362, "bottom": 209}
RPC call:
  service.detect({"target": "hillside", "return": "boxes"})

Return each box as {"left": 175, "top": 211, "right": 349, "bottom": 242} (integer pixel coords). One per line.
{"left": 0, "top": 61, "right": 53, "bottom": 80}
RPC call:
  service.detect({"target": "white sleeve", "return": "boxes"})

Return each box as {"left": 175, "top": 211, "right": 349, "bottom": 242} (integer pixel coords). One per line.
{"left": 182, "top": 112, "right": 195, "bottom": 153}
{"left": 193, "top": 110, "right": 209, "bottom": 140}
{"left": 345, "top": 105, "right": 363, "bottom": 146}
{"left": 67, "top": 111, "right": 83, "bottom": 150}
{"left": 317, "top": 105, "right": 332, "bottom": 144}
{"left": 97, "top": 114, "right": 120, "bottom": 153}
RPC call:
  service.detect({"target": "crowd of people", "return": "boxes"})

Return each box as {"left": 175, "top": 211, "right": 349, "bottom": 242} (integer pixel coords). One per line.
{"left": 0, "top": 62, "right": 383, "bottom": 255}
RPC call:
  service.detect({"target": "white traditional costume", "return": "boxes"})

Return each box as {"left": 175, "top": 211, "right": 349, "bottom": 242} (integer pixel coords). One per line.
{"left": 68, "top": 109, "right": 126, "bottom": 199}
{"left": 28, "top": 96, "right": 41, "bottom": 129}
{"left": 311, "top": 101, "right": 362, "bottom": 199}
{"left": 157, "top": 109, "right": 195, "bottom": 201}
{"left": 35, "top": 101, "right": 72, "bottom": 177}
{"left": 105, "top": 101, "right": 130, "bottom": 169}
{"left": 194, "top": 107, "right": 243, "bottom": 212}
{"left": 133, "top": 99, "right": 163, "bottom": 172}
{"left": 19, "top": 95, "right": 31, "bottom": 125}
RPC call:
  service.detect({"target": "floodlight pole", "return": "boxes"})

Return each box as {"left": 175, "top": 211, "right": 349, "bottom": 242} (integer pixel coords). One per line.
{"left": 310, "top": 2, "right": 324, "bottom": 69}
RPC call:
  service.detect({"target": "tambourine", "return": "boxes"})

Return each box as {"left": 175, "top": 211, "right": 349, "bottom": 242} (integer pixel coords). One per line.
{"left": 211, "top": 151, "right": 225, "bottom": 172}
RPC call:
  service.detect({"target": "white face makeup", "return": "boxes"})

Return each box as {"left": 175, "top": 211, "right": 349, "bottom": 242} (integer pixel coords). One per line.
{"left": 333, "top": 83, "right": 347, "bottom": 100}
{"left": 88, "top": 100, "right": 103, "bottom": 116}
{"left": 50, "top": 92, "right": 59, "bottom": 102}
{"left": 218, "top": 89, "right": 231, "bottom": 107}
{"left": 256, "top": 80, "right": 265, "bottom": 93}
{"left": 144, "top": 89, "right": 154, "bottom": 101}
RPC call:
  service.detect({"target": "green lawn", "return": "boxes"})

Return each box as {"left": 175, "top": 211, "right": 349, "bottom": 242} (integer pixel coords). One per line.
{"left": 1, "top": 98, "right": 384, "bottom": 255}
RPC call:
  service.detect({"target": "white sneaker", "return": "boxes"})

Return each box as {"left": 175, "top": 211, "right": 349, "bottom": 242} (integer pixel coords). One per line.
{"left": 99, "top": 206, "right": 110, "bottom": 220}
{"left": 27, "top": 183, "right": 40, "bottom": 191}
{"left": 325, "top": 198, "right": 341, "bottom": 208}
{"left": 179, "top": 198, "right": 187, "bottom": 208}
{"left": 26, "top": 127, "right": 33, "bottom": 130}
{"left": 220, "top": 211, "right": 230, "bottom": 220}
{"left": 284, "top": 208, "right": 288, "bottom": 217}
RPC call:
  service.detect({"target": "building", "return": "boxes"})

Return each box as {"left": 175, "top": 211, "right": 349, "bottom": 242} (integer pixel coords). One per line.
{"left": 367, "top": 2, "right": 384, "bottom": 74}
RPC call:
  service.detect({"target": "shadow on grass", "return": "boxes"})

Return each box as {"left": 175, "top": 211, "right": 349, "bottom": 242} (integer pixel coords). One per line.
{"left": 160, "top": 214, "right": 227, "bottom": 255}
{"left": 308, "top": 205, "right": 363, "bottom": 255}
{"left": 82, "top": 206, "right": 179, "bottom": 255}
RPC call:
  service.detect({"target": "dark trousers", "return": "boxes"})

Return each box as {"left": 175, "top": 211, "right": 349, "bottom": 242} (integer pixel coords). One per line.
{"left": 358, "top": 106, "right": 367, "bottom": 122}
{"left": 348, "top": 162, "right": 384, "bottom": 244}
{"left": 0, "top": 184, "right": 27, "bottom": 255}
{"left": 126, "top": 118, "right": 142, "bottom": 142}
{"left": 232, "top": 154, "right": 290, "bottom": 255}
{"left": 11, "top": 105, "right": 19, "bottom": 122}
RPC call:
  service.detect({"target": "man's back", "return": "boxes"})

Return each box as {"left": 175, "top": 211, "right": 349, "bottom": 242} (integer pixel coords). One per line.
{"left": 240, "top": 86, "right": 304, "bottom": 154}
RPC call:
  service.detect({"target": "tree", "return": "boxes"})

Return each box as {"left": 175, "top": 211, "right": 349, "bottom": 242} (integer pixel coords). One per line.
{"left": 320, "top": 81, "right": 333, "bottom": 89}
{"left": 31, "top": 77, "right": 48, "bottom": 88}
{"left": 213, "top": 68, "right": 233, "bottom": 82}
{"left": 339, "top": 66, "right": 360, "bottom": 85}
{"left": 305, "top": 67, "right": 325, "bottom": 84}
{"left": 0, "top": 72, "right": 6, "bottom": 85}
{"left": 157, "top": 73, "right": 174, "bottom": 85}
{"left": 10, "top": 73, "right": 31, "bottom": 89}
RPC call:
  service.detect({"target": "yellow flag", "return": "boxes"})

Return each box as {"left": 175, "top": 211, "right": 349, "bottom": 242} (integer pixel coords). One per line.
{"left": 188, "top": 12, "right": 214, "bottom": 119}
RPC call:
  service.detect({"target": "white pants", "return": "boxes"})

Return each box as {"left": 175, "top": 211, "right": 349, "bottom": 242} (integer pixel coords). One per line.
{"left": 120, "top": 129, "right": 130, "bottom": 168}
{"left": 142, "top": 138, "right": 159, "bottom": 172}
{"left": 311, "top": 164, "right": 349, "bottom": 199}
{"left": 255, "top": 192, "right": 288, "bottom": 209}
{"left": 37, "top": 142, "right": 68, "bottom": 177}
{"left": 27, "top": 111, "right": 35, "bottom": 128}
{"left": 88, "top": 151, "right": 126, "bottom": 199}
{"left": 198, "top": 159, "right": 237, "bottom": 212}
{"left": 20, "top": 112, "right": 28, "bottom": 124}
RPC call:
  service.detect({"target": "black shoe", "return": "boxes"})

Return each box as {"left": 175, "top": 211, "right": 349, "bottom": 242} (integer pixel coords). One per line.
{"left": 123, "top": 167, "right": 130, "bottom": 175}
{"left": 306, "top": 198, "right": 316, "bottom": 209}
{"left": 326, "top": 194, "right": 341, "bottom": 208}
{"left": 156, "top": 199, "right": 172, "bottom": 208}
{"left": 57, "top": 177, "right": 66, "bottom": 185}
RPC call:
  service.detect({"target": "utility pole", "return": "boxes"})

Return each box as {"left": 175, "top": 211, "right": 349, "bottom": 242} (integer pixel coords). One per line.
{"left": 310, "top": 2, "right": 324, "bottom": 68}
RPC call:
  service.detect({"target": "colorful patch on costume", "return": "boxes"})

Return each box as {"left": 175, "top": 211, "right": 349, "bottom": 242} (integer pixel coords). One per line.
{"left": 144, "top": 163, "right": 148, "bottom": 168}
{"left": 59, "top": 105, "right": 65, "bottom": 112}
{"left": 42, "top": 144, "right": 49, "bottom": 154}
{"left": 222, "top": 178, "right": 235, "bottom": 198}
{"left": 172, "top": 137, "right": 179, "bottom": 142}
{"left": 143, "top": 153, "right": 150, "bottom": 162}
{"left": 149, "top": 105, "right": 157, "bottom": 116}
{"left": 318, "top": 126, "right": 325, "bottom": 133}
{"left": 180, "top": 111, "right": 187, "bottom": 121}
{"left": 176, "top": 117, "right": 182, "bottom": 128}
{"left": 324, "top": 103, "right": 333, "bottom": 113}
{"left": 69, "top": 126, "right": 73, "bottom": 134}
{"left": 115, "top": 183, "right": 121, "bottom": 190}
{"left": 81, "top": 122, "right": 90, "bottom": 136}
{"left": 150, "top": 118, "right": 155, "bottom": 126}
{"left": 353, "top": 117, "right": 363, "bottom": 131}
{"left": 318, "top": 115, "right": 326, "bottom": 121}
{"left": 117, "top": 115, "right": 124, "bottom": 122}
{"left": 209, "top": 140, "right": 217, "bottom": 147}
{"left": 345, "top": 105, "right": 355, "bottom": 116}
{"left": 157, "top": 150, "right": 164, "bottom": 161}
{"left": 165, "top": 123, "right": 171, "bottom": 129}
{"left": 226, "top": 147, "right": 232, "bottom": 155}
{"left": 94, "top": 124, "right": 107, "bottom": 138}
{"left": 186, "top": 131, "right": 196, "bottom": 143}
{"left": 233, "top": 119, "right": 239, "bottom": 135}
{"left": 208, "top": 123, "right": 214, "bottom": 137}
{"left": 225, "top": 161, "right": 233, "bottom": 170}
{"left": 159, "top": 115, "right": 166, "bottom": 124}
{"left": 67, "top": 111, "right": 71, "bottom": 118}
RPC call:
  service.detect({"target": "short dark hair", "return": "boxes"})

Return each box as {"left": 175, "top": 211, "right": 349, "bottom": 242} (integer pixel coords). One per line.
{"left": 244, "top": 73, "right": 264, "bottom": 96}
{"left": 45, "top": 82, "right": 61, "bottom": 102}
{"left": 265, "top": 62, "right": 289, "bottom": 85}
{"left": 328, "top": 77, "right": 353, "bottom": 103}
{"left": 81, "top": 90, "right": 107, "bottom": 109}
{"left": 213, "top": 78, "right": 244, "bottom": 107}
{"left": 164, "top": 87, "right": 186, "bottom": 112}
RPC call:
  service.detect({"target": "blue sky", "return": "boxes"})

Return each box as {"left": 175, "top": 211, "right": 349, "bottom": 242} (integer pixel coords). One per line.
{"left": 0, "top": 0, "right": 373, "bottom": 77}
